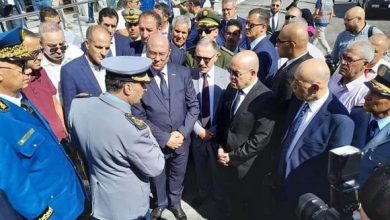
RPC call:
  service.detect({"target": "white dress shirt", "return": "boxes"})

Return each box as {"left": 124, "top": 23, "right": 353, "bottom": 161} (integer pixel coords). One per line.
{"left": 250, "top": 35, "right": 266, "bottom": 50}
{"left": 233, "top": 78, "right": 258, "bottom": 114}
{"left": 269, "top": 12, "right": 279, "bottom": 30}
{"left": 85, "top": 55, "right": 107, "bottom": 92}
{"left": 0, "top": 93, "right": 22, "bottom": 107}
{"left": 153, "top": 65, "right": 169, "bottom": 89}
{"left": 110, "top": 38, "right": 117, "bottom": 56}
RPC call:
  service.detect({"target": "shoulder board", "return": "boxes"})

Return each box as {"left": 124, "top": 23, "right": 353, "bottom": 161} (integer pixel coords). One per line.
{"left": 220, "top": 46, "right": 234, "bottom": 56}
{"left": 74, "top": 93, "right": 93, "bottom": 98}
{"left": 0, "top": 99, "right": 9, "bottom": 112}
{"left": 125, "top": 113, "right": 147, "bottom": 130}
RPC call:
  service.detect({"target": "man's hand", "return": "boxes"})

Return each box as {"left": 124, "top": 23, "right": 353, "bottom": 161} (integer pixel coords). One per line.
{"left": 166, "top": 131, "right": 184, "bottom": 149}
{"left": 198, "top": 128, "right": 214, "bottom": 141}
{"left": 217, "top": 148, "right": 230, "bottom": 166}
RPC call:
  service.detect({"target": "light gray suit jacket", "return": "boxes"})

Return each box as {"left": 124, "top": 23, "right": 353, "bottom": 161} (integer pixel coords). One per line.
{"left": 269, "top": 11, "right": 285, "bottom": 33}
{"left": 191, "top": 66, "right": 231, "bottom": 136}
{"left": 69, "top": 93, "right": 165, "bottom": 220}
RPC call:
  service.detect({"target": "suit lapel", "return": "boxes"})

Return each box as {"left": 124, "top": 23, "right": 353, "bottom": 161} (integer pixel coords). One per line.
{"left": 364, "top": 123, "right": 390, "bottom": 151}
{"left": 81, "top": 56, "right": 103, "bottom": 94}
{"left": 147, "top": 70, "right": 170, "bottom": 111}
{"left": 168, "top": 64, "right": 176, "bottom": 113}
{"left": 231, "top": 81, "right": 261, "bottom": 124}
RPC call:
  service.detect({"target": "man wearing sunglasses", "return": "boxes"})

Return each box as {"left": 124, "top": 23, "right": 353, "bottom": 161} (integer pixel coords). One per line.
{"left": 185, "top": 8, "right": 233, "bottom": 69}
{"left": 22, "top": 29, "right": 68, "bottom": 143}
{"left": 268, "top": 0, "right": 284, "bottom": 36}
{"left": 219, "top": 0, "right": 246, "bottom": 48}
{"left": 40, "top": 22, "right": 84, "bottom": 102}
{"left": 0, "top": 27, "right": 85, "bottom": 220}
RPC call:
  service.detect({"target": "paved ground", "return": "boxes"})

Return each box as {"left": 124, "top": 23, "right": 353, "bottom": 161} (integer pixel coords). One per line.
{"left": 19, "top": 1, "right": 389, "bottom": 219}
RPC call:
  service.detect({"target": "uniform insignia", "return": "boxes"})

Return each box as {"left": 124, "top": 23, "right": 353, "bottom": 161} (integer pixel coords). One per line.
{"left": 74, "top": 93, "right": 92, "bottom": 98}
{"left": 220, "top": 46, "right": 234, "bottom": 56}
{"left": 125, "top": 113, "right": 147, "bottom": 130}
{"left": 203, "top": 10, "right": 208, "bottom": 17}
{"left": 18, "top": 128, "right": 35, "bottom": 146}
{"left": 129, "top": 9, "right": 135, "bottom": 15}
{"left": 378, "top": 65, "right": 387, "bottom": 77}
{"left": 0, "top": 100, "right": 8, "bottom": 111}
{"left": 37, "top": 206, "right": 53, "bottom": 220}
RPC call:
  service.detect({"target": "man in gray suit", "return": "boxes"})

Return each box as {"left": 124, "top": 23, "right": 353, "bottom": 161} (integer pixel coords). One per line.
{"left": 68, "top": 56, "right": 165, "bottom": 220}
{"left": 267, "top": 0, "right": 285, "bottom": 36}
{"left": 190, "top": 39, "right": 231, "bottom": 208}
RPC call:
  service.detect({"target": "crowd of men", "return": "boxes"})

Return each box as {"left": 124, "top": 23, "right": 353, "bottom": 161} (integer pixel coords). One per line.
{"left": 0, "top": 0, "right": 389, "bottom": 219}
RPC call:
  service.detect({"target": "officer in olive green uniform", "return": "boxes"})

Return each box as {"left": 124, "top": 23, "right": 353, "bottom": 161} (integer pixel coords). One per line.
{"left": 122, "top": 8, "right": 142, "bottom": 42}
{"left": 185, "top": 8, "right": 234, "bottom": 69}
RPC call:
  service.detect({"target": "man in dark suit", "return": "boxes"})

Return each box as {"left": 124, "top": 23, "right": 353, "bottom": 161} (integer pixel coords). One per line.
{"left": 132, "top": 34, "right": 199, "bottom": 220}
{"left": 277, "top": 58, "right": 354, "bottom": 219}
{"left": 190, "top": 39, "right": 231, "bottom": 209}
{"left": 219, "top": 0, "right": 246, "bottom": 47}
{"left": 81, "top": 8, "right": 133, "bottom": 56}
{"left": 349, "top": 64, "right": 390, "bottom": 186}
{"left": 61, "top": 25, "right": 110, "bottom": 117}
{"left": 169, "top": 15, "right": 191, "bottom": 65}
{"left": 240, "top": 8, "right": 278, "bottom": 84}
{"left": 217, "top": 50, "right": 278, "bottom": 219}
{"left": 270, "top": 22, "right": 312, "bottom": 109}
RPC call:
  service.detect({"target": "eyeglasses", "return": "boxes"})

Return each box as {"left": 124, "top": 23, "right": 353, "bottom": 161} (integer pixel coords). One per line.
{"left": 272, "top": 4, "right": 280, "bottom": 7}
{"left": 47, "top": 44, "right": 68, "bottom": 53}
{"left": 195, "top": 54, "right": 216, "bottom": 64}
{"left": 147, "top": 51, "right": 169, "bottom": 59}
{"left": 245, "top": 22, "right": 265, "bottom": 29}
{"left": 344, "top": 17, "right": 358, "bottom": 22}
{"left": 0, "top": 61, "right": 28, "bottom": 74}
{"left": 340, "top": 54, "right": 364, "bottom": 64}
{"left": 198, "top": 27, "right": 217, "bottom": 34}
{"left": 30, "top": 48, "right": 44, "bottom": 58}
{"left": 285, "top": 15, "right": 296, "bottom": 20}
{"left": 227, "top": 68, "right": 251, "bottom": 78}
{"left": 276, "top": 37, "right": 291, "bottom": 44}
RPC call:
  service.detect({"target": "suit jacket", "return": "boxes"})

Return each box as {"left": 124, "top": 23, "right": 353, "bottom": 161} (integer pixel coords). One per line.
{"left": 60, "top": 55, "right": 102, "bottom": 118}
{"left": 131, "top": 63, "right": 200, "bottom": 154}
{"left": 0, "top": 189, "right": 22, "bottom": 220}
{"left": 129, "top": 40, "right": 144, "bottom": 56}
{"left": 270, "top": 52, "right": 313, "bottom": 108}
{"left": 169, "top": 41, "right": 186, "bottom": 66}
{"left": 80, "top": 33, "right": 134, "bottom": 56}
{"left": 219, "top": 16, "right": 247, "bottom": 48}
{"left": 267, "top": 11, "right": 285, "bottom": 35}
{"left": 191, "top": 66, "right": 230, "bottom": 136}
{"left": 69, "top": 93, "right": 165, "bottom": 220}
{"left": 350, "top": 107, "right": 390, "bottom": 186}
{"left": 280, "top": 94, "right": 354, "bottom": 209}
{"left": 240, "top": 37, "right": 279, "bottom": 84}
{"left": 217, "top": 80, "right": 278, "bottom": 180}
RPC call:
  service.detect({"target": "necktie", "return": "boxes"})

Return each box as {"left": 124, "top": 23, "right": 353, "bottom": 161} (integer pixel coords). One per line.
{"left": 279, "top": 103, "right": 310, "bottom": 177}
{"left": 231, "top": 90, "right": 243, "bottom": 118}
{"left": 201, "top": 73, "right": 211, "bottom": 128}
{"left": 158, "top": 72, "right": 169, "bottom": 102}
{"left": 271, "top": 14, "right": 276, "bottom": 31}
{"left": 367, "top": 120, "right": 379, "bottom": 142}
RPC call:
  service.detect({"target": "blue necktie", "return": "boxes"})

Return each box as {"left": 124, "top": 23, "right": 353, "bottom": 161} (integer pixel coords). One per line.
{"left": 279, "top": 103, "right": 310, "bottom": 177}
{"left": 158, "top": 72, "right": 169, "bottom": 104}
{"left": 367, "top": 120, "right": 379, "bottom": 142}
{"left": 230, "top": 90, "right": 242, "bottom": 119}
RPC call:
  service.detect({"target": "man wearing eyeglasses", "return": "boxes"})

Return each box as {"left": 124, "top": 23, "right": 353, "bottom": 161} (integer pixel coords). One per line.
{"left": 216, "top": 50, "right": 277, "bottom": 219}
{"left": 0, "top": 27, "right": 85, "bottom": 220}
{"left": 40, "top": 22, "right": 84, "bottom": 103}
{"left": 329, "top": 41, "right": 374, "bottom": 113}
{"left": 331, "top": 6, "right": 382, "bottom": 64}
{"left": 189, "top": 38, "right": 230, "bottom": 210}
{"left": 267, "top": 0, "right": 284, "bottom": 36}
{"left": 185, "top": 8, "right": 234, "bottom": 69}
{"left": 22, "top": 29, "right": 68, "bottom": 143}
{"left": 219, "top": 0, "right": 246, "bottom": 48}
{"left": 241, "top": 8, "right": 279, "bottom": 84}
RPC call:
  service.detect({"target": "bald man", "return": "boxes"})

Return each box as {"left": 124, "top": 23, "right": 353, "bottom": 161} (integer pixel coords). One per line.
{"left": 277, "top": 58, "right": 354, "bottom": 219}
{"left": 216, "top": 50, "right": 278, "bottom": 219}
{"left": 366, "top": 34, "right": 390, "bottom": 79}
{"left": 131, "top": 34, "right": 199, "bottom": 220}
{"left": 331, "top": 6, "right": 382, "bottom": 63}
{"left": 270, "top": 22, "right": 312, "bottom": 109}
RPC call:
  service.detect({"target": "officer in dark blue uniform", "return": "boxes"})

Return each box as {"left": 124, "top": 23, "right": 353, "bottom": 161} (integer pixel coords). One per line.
{"left": 0, "top": 28, "right": 85, "bottom": 219}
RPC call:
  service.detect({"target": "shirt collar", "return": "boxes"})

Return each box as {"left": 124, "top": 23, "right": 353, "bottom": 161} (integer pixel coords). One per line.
{"left": 338, "top": 73, "right": 368, "bottom": 91}
{"left": 0, "top": 93, "right": 23, "bottom": 107}
{"left": 104, "top": 92, "right": 132, "bottom": 110}
{"left": 306, "top": 89, "right": 330, "bottom": 113}
{"left": 200, "top": 65, "right": 215, "bottom": 79}
{"left": 85, "top": 55, "right": 102, "bottom": 71}
{"left": 371, "top": 114, "right": 390, "bottom": 131}
{"left": 242, "top": 77, "right": 258, "bottom": 95}
{"left": 250, "top": 35, "right": 266, "bottom": 50}
{"left": 152, "top": 65, "right": 168, "bottom": 76}
{"left": 285, "top": 52, "right": 308, "bottom": 67}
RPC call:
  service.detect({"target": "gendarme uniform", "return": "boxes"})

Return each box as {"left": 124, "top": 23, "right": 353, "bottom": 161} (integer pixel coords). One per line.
{"left": 122, "top": 8, "right": 142, "bottom": 41}
{"left": 0, "top": 28, "right": 85, "bottom": 219}
{"left": 68, "top": 56, "right": 165, "bottom": 220}
{"left": 185, "top": 8, "right": 233, "bottom": 69}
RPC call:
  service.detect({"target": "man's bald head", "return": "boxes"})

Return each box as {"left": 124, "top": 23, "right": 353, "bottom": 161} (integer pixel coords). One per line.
{"left": 345, "top": 6, "right": 365, "bottom": 20}
{"left": 146, "top": 33, "right": 170, "bottom": 71}
{"left": 369, "top": 34, "right": 390, "bottom": 66}
{"left": 344, "top": 6, "right": 366, "bottom": 34}
{"left": 233, "top": 50, "right": 259, "bottom": 73}
{"left": 293, "top": 58, "right": 330, "bottom": 101}
{"left": 287, "top": 7, "right": 302, "bottom": 18}
{"left": 229, "top": 50, "right": 259, "bottom": 89}
{"left": 277, "top": 22, "right": 308, "bottom": 58}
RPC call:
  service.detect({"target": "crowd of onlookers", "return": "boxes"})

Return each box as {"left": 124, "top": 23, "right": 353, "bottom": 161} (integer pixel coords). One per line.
{"left": 0, "top": 0, "right": 389, "bottom": 219}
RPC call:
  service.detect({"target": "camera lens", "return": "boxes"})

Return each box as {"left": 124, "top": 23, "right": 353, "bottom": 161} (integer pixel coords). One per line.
{"left": 296, "top": 193, "right": 330, "bottom": 220}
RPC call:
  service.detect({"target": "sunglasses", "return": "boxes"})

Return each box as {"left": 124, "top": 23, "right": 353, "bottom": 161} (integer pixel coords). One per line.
{"left": 195, "top": 54, "right": 216, "bottom": 64}
{"left": 276, "top": 37, "right": 291, "bottom": 44}
{"left": 48, "top": 44, "right": 68, "bottom": 53}
{"left": 198, "top": 27, "right": 217, "bottom": 34}
{"left": 245, "top": 22, "right": 265, "bottom": 29}
{"left": 30, "top": 48, "right": 44, "bottom": 58}
{"left": 285, "top": 15, "right": 296, "bottom": 20}
{"left": 272, "top": 4, "right": 280, "bottom": 7}
{"left": 0, "top": 61, "right": 28, "bottom": 74}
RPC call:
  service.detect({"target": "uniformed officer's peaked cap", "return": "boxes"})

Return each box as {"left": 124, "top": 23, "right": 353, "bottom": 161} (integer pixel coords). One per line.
{"left": 122, "top": 8, "right": 142, "bottom": 24}
{"left": 102, "top": 56, "right": 152, "bottom": 83}
{"left": 197, "top": 8, "right": 221, "bottom": 27}
{"left": 365, "top": 64, "right": 390, "bottom": 97}
{"left": 0, "top": 28, "right": 33, "bottom": 61}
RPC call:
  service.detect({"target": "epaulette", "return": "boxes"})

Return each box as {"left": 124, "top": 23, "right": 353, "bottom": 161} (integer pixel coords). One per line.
{"left": 220, "top": 46, "right": 234, "bottom": 56}
{"left": 125, "top": 113, "right": 147, "bottom": 130}
{"left": 0, "top": 99, "right": 9, "bottom": 112}
{"left": 74, "top": 93, "right": 93, "bottom": 98}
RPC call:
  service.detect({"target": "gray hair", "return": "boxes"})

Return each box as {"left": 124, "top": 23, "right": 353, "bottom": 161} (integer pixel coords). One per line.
{"left": 39, "top": 22, "right": 64, "bottom": 41}
{"left": 347, "top": 40, "right": 375, "bottom": 62}
{"left": 287, "top": 16, "right": 307, "bottom": 26}
{"left": 172, "top": 15, "right": 191, "bottom": 29}
{"left": 222, "top": 0, "right": 237, "bottom": 6}
{"left": 196, "top": 38, "right": 217, "bottom": 52}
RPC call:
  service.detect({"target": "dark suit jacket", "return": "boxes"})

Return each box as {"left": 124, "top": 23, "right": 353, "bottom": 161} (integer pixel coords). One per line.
{"left": 219, "top": 16, "right": 247, "bottom": 48}
{"left": 169, "top": 41, "right": 186, "bottom": 66}
{"left": 240, "top": 37, "right": 279, "bottom": 84}
{"left": 129, "top": 40, "right": 144, "bottom": 56}
{"left": 0, "top": 190, "right": 22, "bottom": 220}
{"left": 270, "top": 52, "right": 312, "bottom": 108}
{"left": 60, "top": 55, "right": 102, "bottom": 118}
{"left": 217, "top": 80, "right": 278, "bottom": 180}
{"left": 80, "top": 33, "right": 134, "bottom": 56}
{"left": 131, "top": 63, "right": 200, "bottom": 154}
{"left": 280, "top": 94, "right": 354, "bottom": 211}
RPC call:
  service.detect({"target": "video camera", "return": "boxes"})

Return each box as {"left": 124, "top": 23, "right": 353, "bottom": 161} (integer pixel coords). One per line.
{"left": 296, "top": 146, "right": 362, "bottom": 220}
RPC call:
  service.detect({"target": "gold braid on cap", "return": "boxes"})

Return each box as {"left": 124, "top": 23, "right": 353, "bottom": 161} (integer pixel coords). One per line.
{"left": 0, "top": 44, "right": 31, "bottom": 60}
{"left": 370, "top": 79, "right": 390, "bottom": 94}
